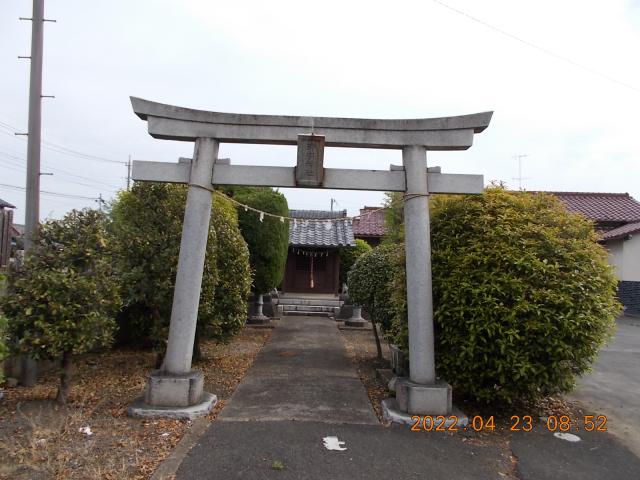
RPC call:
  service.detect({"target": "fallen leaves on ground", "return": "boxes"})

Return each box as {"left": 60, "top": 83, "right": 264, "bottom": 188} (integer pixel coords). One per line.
{"left": 0, "top": 329, "right": 270, "bottom": 480}
{"left": 339, "top": 329, "right": 391, "bottom": 422}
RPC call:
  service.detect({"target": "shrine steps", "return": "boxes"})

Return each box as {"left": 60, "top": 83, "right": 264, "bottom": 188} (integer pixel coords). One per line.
{"left": 275, "top": 294, "right": 344, "bottom": 318}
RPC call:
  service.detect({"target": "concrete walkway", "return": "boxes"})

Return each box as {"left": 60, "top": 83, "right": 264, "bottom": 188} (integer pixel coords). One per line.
{"left": 217, "top": 315, "right": 377, "bottom": 425}
{"left": 175, "top": 315, "right": 640, "bottom": 480}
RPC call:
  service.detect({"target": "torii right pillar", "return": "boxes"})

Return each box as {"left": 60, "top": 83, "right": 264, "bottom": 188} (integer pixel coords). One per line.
{"left": 397, "top": 145, "right": 448, "bottom": 415}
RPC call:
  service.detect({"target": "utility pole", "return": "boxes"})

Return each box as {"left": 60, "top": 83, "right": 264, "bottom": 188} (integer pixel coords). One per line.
{"left": 330, "top": 198, "right": 336, "bottom": 212}
{"left": 24, "top": 0, "right": 44, "bottom": 252}
{"left": 127, "top": 154, "right": 132, "bottom": 190}
{"left": 512, "top": 154, "right": 530, "bottom": 191}
{"left": 96, "top": 194, "right": 104, "bottom": 211}
{"left": 19, "top": 0, "right": 48, "bottom": 388}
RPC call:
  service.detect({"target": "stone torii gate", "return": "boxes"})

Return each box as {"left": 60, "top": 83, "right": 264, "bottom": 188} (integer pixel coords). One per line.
{"left": 126, "top": 97, "right": 492, "bottom": 419}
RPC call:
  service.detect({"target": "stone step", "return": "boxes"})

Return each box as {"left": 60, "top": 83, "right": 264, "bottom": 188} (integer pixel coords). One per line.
{"left": 279, "top": 305, "right": 340, "bottom": 313}
{"left": 276, "top": 297, "right": 343, "bottom": 307}
{"left": 282, "top": 310, "right": 335, "bottom": 318}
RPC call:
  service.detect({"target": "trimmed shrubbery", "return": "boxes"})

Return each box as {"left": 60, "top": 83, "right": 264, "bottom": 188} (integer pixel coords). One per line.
{"left": 347, "top": 244, "right": 400, "bottom": 332}
{"left": 339, "top": 239, "right": 372, "bottom": 287}
{"left": 231, "top": 187, "right": 289, "bottom": 296}
{"left": 1, "top": 209, "right": 120, "bottom": 402}
{"left": 110, "top": 183, "right": 251, "bottom": 354}
{"left": 353, "top": 187, "right": 620, "bottom": 404}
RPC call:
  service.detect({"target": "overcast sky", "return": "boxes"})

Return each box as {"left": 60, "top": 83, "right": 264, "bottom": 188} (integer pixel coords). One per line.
{"left": 1, "top": 0, "right": 639, "bottom": 223}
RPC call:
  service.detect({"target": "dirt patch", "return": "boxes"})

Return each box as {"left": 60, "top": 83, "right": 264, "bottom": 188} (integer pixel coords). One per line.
{"left": 0, "top": 328, "right": 270, "bottom": 480}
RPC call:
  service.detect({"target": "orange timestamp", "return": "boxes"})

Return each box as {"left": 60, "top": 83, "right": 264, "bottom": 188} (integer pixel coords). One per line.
{"left": 410, "top": 414, "right": 608, "bottom": 432}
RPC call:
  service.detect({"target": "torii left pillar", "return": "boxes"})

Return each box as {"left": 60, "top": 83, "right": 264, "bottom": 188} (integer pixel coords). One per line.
{"left": 129, "top": 138, "right": 219, "bottom": 419}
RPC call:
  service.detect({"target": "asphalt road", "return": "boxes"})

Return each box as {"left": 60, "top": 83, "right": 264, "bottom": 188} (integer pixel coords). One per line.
{"left": 570, "top": 315, "right": 640, "bottom": 457}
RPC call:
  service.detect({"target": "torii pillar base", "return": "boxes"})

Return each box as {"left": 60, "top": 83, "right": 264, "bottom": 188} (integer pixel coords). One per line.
{"left": 395, "top": 377, "right": 452, "bottom": 416}
{"left": 128, "top": 370, "right": 217, "bottom": 420}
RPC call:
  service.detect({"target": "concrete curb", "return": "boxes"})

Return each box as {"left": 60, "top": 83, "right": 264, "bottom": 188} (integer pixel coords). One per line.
{"left": 150, "top": 417, "right": 211, "bottom": 480}
{"left": 381, "top": 398, "right": 468, "bottom": 428}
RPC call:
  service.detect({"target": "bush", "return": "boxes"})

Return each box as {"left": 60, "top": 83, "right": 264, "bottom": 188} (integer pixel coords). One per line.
{"left": 0, "top": 273, "right": 8, "bottom": 386}
{"left": 389, "top": 187, "right": 620, "bottom": 404}
{"left": 1, "top": 209, "right": 120, "bottom": 402}
{"left": 110, "top": 183, "right": 251, "bottom": 351}
{"left": 339, "top": 239, "right": 372, "bottom": 287}
{"left": 0, "top": 313, "right": 8, "bottom": 386}
{"left": 209, "top": 194, "right": 252, "bottom": 340}
{"left": 232, "top": 188, "right": 289, "bottom": 295}
{"left": 347, "top": 244, "right": 401, "bottom": 332}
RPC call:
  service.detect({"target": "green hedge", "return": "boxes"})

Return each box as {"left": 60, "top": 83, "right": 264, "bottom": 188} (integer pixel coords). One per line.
{"left": 388, "top": 187, "right": 620, "bottom": 403}
{"left": 233, "top": 188, "right": 289, "bottom": 295}
{"left": 110, "top": 183, "right": 251, "bottom": 348}
{"left": 339, "top": 239, "right": 372, "bottom": 286}
{"left": 209, "top": 194, "right": 252, "bottom": 340}
{"left": 347, "top": 244, "right": 400, "bottom": 331}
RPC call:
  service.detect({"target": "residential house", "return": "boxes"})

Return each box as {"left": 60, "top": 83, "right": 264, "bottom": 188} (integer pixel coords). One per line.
{"left": 352, "top": 206, "right": 387, "bottom": 246}
{"left": 0, "top": 198, "right": 15, "bottom": 268}
{"left": 548, "top": 192, "right": 640, "bottom": 314}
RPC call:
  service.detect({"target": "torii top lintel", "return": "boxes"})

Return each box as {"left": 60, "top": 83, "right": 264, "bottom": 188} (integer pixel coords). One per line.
{"left": 130, "top": 97, "right": 492, "bottom": 151}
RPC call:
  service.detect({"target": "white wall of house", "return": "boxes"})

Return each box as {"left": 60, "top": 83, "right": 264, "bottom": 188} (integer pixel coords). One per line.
{"left": 622, "top": 235, "right": 640, "bottom": 281}
{"left": 607, "top": 239, "right": 624, "bottom": 280}
{"left": 605, "top": 235, "right": 640, "bottom": 282}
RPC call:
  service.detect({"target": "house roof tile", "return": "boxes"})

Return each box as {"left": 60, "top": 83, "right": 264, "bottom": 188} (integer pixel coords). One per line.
{"left": 543, "top": 192, "right": 640, "bottom": 223}
{"left": 600, "top": 221, "right": 640, "bottom": 241}
{"left": 353, "top": 206, "right": 387, "bottom": 237}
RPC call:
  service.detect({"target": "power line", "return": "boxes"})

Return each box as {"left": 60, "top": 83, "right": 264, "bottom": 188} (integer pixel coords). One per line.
{"left": 0, "top": 121, "right": 126, "bottom": 165}
{"left": 0, "top": 153, "right": 122, "bottom": 190}
{"left": 0, "top": 182, "right": 99, "bottom": 200}
{"left": 431, "top": 0, "right": 640, "bottom": 94}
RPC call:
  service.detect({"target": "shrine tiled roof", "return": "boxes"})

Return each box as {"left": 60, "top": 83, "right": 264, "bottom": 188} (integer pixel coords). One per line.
{"left": 289, "top": 210, "right": 355, "bottom": 247}
{"left": 353, "top": 206, "right": 386, "bottom": 237}
{"left": 543, "top": 192, "right": 640, "bottom": 223}
{"left": 289, "top": 209, "right": 347, "bottom": 219}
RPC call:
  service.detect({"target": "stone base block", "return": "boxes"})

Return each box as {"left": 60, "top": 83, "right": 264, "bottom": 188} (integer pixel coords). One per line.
{"left": 247, "top": 315, "right": 271, "bottom": 325}
{"left": 145, "top": 370, "right": 204, "bottom": 407}
{"left": 395, "top": 377, "right": 452, "bottom": 416}
{"left": 381, "top": 398, "right": 467, "bottom": 428}
{"left": 128, "top": 392, "right": 217, "bottom": 420}
{"left": 344, "top": 319, "right": 368, "bottom": 327}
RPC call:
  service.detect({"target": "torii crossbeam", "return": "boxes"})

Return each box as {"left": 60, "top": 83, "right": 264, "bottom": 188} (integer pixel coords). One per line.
{"left": 127, "top": 97, "right": 493, "bottom": 421}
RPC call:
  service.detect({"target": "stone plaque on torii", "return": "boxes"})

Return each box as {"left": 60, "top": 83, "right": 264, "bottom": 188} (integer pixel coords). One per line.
{"left": 126, "top": 96, "right": 492, "bottom": 420}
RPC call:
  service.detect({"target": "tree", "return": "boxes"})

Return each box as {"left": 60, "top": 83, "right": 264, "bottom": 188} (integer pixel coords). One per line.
{"left": 232, "top": 188, "right": 289, "bottom": 317}
{"left": 347, "top": 244, "right": 401, "bottom": 358}
{"left": 1, "top": 209, "right": 120, "bottom": 403}
{"left": 338, "top": 239, "right": 372, "bottom": 286}
{"left": 0, "top": 273, "right": 8, "bottom": 386}
{"left": 110, "top": 183, "right": 251, "bottom": 359}
{"left": 388, "top": 187, "right": 620, "bottom": 404}
{"left": 0, "top": 314, "right": 7, "bottom": 386}
{"left": 382, "top": 192, "right": 404, "bottom": 244}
